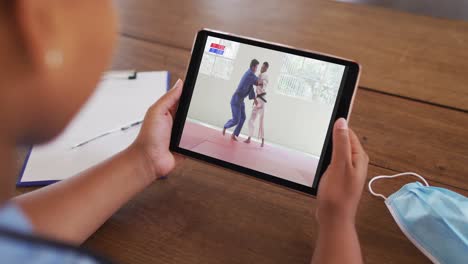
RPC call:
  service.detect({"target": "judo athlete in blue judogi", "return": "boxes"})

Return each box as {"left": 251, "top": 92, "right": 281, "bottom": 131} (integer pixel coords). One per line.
{"left": 223, "top": 59, "right": 262, "bottom": 141}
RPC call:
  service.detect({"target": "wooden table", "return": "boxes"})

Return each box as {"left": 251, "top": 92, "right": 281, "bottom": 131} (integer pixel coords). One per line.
{"left": 17, "top": 0, "right": 468, "bottom": 263}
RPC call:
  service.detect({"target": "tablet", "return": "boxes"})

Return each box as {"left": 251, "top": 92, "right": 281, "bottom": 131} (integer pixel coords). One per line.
{"left": 170, "top": 29, "right": 360, "bottom": 196}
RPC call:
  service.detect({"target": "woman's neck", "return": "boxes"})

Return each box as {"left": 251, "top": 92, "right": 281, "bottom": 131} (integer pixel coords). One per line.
{"left": 0, "top": 138, "right": 16, "bottom": 204}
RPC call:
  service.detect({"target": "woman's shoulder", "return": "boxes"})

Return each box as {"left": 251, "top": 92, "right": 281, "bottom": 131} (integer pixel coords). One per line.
{"left": 0, "top": 204, "right": 112, "bottom": 264}
{"left": 0, "top": 204, "right": 33, "bottom": 234}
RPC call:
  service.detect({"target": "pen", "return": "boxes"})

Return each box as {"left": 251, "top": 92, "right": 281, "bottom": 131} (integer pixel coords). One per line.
{"left": 121, "top": 120, "right": 143, "bottom": 131}
{"left": 71, "top": 120, "right": 143, "bottom": 149}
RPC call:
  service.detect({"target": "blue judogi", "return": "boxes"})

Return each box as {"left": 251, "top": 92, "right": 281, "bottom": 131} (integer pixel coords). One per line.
{"left": 224, "top": 69, "right": 258, "bottom": 136}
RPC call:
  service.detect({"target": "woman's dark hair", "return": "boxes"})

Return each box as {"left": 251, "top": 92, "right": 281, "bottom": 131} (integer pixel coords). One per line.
{"left": 263, "top": 61, "right": 269, "bottom": 68}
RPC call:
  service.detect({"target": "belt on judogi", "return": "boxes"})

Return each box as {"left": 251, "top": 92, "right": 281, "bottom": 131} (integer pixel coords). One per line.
{"left": 257, "top": 92, "right": 267, "bottom": 103}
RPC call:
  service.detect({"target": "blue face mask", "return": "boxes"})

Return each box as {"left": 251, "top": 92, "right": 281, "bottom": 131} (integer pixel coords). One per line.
{"left": 368, "top": 172, "right": 468, "bottom": 264}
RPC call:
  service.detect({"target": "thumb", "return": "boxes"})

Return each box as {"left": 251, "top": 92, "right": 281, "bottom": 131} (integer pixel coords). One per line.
{"left": 155, "top": 79, "right": 183, "bottom": 112}
{"left": 331, "top": 118, "right": 352, "bottom": 166}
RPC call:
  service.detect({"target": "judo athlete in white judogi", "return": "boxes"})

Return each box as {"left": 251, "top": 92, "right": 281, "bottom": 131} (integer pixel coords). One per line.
{"left": 244, "top": 61, "right": 269, "bottom": 147}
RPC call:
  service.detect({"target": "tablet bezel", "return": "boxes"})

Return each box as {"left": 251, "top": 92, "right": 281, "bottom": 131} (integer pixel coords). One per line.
{"left": 170, "top": 29, "right": 360, "bottom": 196}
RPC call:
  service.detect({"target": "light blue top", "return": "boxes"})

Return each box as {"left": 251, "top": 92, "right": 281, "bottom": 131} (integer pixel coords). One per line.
{"left": 0, "top": 204, "right": 104, "bottom": 264}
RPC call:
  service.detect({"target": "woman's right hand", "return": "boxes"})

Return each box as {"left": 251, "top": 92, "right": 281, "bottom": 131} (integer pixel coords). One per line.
{"left": 316, "top": 118, "right": 369, "bottom": 227}
{"left": 131, "top": 79, "right": 183, "bottom": 181}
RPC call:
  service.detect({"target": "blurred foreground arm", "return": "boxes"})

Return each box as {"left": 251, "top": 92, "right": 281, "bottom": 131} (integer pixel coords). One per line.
{"left": 311, "top": 118, "right": 369, "bottom": 264}
{"left": 13, "top": 80, "right": 184, "bottom": 245}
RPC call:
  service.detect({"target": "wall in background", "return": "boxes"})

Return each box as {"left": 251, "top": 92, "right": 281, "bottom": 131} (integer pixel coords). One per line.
{"left": 187, "top": 43, "right": 335, "bottom": 157}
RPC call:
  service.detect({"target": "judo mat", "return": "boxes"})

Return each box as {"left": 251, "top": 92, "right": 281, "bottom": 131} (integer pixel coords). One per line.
{"left": 180, "top": 120, "right": 318, "bottom": 186}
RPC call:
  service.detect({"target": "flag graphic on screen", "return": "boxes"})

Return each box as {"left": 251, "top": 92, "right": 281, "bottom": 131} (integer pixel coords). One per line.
{"left": 209, "top": 43, "right": 225, "bottom": 55}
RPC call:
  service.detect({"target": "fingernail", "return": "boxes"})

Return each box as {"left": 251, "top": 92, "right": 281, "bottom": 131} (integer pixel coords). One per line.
{"left": 175, "top": 79, "right": 182, "bottom": 87}
{"left": 336, "top": 118, "right": 348, "bottom": 130}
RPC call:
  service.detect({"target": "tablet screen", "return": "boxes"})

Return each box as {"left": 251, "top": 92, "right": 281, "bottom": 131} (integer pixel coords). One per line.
{"left": 173, "top": 31, "right": 358, "bottom": 194}
{"left": 170, "top": 30, "right": 360, "bottom": 195}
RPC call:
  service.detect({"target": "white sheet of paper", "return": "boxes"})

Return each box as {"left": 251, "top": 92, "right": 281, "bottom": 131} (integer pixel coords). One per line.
{"left": 20, "top": 71, "right": 169, "bottom": 184}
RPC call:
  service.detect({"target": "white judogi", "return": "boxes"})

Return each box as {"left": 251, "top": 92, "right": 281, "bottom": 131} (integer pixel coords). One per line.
{"left": 248, "top": 72, "right": 269, "bottom": 139}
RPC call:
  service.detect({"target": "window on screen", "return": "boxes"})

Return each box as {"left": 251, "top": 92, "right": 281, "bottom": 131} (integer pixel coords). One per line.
{"left": 276, "top": 54, "right": 345, "bottom": 105}
{"left": 199, "top": 37, "right": 240, "bottom": 80}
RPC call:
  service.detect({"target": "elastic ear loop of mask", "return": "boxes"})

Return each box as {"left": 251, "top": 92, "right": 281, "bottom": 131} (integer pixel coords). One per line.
{"left": 368, "top": 172, "right": 430, "bottom": 200}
